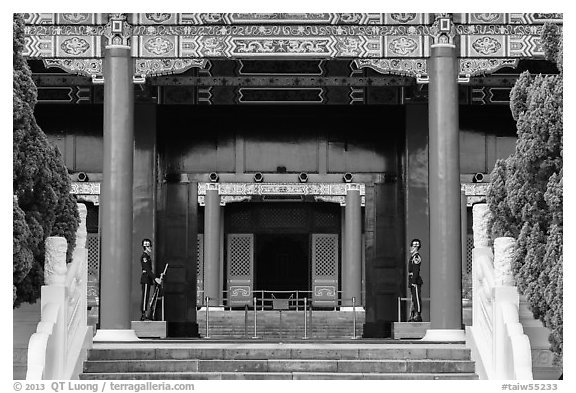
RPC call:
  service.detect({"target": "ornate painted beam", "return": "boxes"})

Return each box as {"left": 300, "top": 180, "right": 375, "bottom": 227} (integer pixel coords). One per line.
{"left": 23, "top": 12, "right": 562, "bottom": 26}
{"left": 23, "top": 13, "right": 561, "bottom": 81}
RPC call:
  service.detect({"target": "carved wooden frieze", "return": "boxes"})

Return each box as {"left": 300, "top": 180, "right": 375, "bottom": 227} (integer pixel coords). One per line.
{"left": 70, "top": 182, "right": 100, "bottom": 194}
{"left": 356, "top": 57, "right": 520, "bottom": 81}
{"left": 43, "top": 59, "right": 103, "bottom": 80}
{"left": 355, "top": 58, "right": 427, "bottom": 80}
{"left": 70, "top": 182, "right": 101, "bottom": 205}
{"left": 461, "top": 182, "right": 490, "bottom": 206}
{"left": 198, "top": 182, "right": 366, "bottom": 206}
{"left": 134, "top": 58, "right": 208, "bottom": 77}
{"left": 198, "top": 182, "right": 366, "bottom": 196}
{"left": 314, "top": 196, "right": 366, "bottom": 207}
{"left": 461, "top": 183, "right": 490, "bottom": 196}
{"left": 459, "top": 58, "right": 519, "bottom": 78}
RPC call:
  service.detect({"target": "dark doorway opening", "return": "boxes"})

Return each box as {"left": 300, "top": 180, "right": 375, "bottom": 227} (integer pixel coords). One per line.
{"left": 255, "top": 234, "right": 309, "bottom": 293}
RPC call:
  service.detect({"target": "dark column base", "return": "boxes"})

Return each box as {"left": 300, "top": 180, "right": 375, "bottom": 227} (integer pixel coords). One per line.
{"left": 362, "top": 322, "right": 392, "bottom": 338}
{"left": 167, "top": 322, "right": 200, "bottom": 338}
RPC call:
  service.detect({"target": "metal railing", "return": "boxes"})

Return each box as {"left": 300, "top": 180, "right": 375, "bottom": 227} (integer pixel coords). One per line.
{"left": 396, "top": 296, "right": 431, "bottom": 322}
{"left": 201, "top": 291, "right": 363, "bottom": 340}
{"left": 197, "top": 289, "right": 366, "bottom": 311}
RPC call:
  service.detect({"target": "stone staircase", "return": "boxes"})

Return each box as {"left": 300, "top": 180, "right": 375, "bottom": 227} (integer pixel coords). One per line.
{"left": 197, "top": 310, "right": 364, "bottom": 339}
{"left": 80, "top": 342, "right": 477, "bottom": 380}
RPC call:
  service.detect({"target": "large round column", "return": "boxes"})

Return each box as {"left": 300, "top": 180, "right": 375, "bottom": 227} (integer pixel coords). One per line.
{"left": 98, "top": 44, "right": 134, "bottom": 333}
{"left": 203, "top": 184, "right": 221, "bottom": 307}
{"left": 342, "top": 184, "right": 362, "bottom": 308}
{"left": 424, "top": 41, "right": 464, "bottom": 340}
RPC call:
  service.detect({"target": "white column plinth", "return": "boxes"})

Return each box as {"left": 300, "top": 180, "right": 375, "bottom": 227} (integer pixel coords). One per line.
{"left": 93, "top": 329, "right": 141, "bottom": 342}
{"left": 421, "top": 329, "right": 466, "bottom": 342}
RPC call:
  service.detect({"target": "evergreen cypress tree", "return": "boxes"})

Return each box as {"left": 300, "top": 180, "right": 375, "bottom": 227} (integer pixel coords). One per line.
{"left": 487, "top": 159, "right": 516, "bottom": 238}
{"left": 13, "top": 13, "right": 79, "bottom": 307}
{"left": 486, "top": 23, "right": 563, "bottom": 364}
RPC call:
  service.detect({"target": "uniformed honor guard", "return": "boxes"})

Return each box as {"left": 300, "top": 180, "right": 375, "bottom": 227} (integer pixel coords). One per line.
{"left": 408, "top": 238, "right": 423, "bottom": 322}
{"left": 140, "top": 239, "right": 161, "bottom": 321}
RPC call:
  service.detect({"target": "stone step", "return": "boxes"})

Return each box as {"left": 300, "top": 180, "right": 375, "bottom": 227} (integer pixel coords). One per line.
{"left": 87, "top": 346, "right": 471, "bottom": 361}
{"left": 80, "top": 371, "right": 478, "bottom": 380}
{"left": 84, "top": 359, "right": 475, "bottom": 374}
{"left": 82, "top": 342, "right": 475, "bottom": 380}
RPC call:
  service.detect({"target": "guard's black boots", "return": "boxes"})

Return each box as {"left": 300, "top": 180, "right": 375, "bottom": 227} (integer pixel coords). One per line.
{"left": 408, "top": 310, "right": 415, "bottom": 322}
{"left": 413, "top": 313, "right": 422, "bottom": 322}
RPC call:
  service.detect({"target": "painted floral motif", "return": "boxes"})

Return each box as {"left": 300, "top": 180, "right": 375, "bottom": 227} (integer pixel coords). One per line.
{"left": 335, "top": 37, "right": 363, "bottom": 56}
{"left": 355, "top": 58, "right": 427, "bottom": 78}
{"left": 532, "top": 13, "right": 562, "bottom": 20}
{"left": 391, "top": 13, "right": 417, "bottom": 23}
{"left": 199, "top": 13, "right": 225, "bottom": 23}
{"left": 145, "top": 13, "right": 172, "bottom": 23}
{"left": 459, "top": 58, "right": 518, "bottom": 77}
{"left": 388, "top": 37, "right": 418, "bottom": 55}
{"left": 473, "top": 13, "right": 501, "bottom": 23}
{"left": 60, "top": 37, "right": 90, "bottom": 55}
{"left": 231, "top": 13, "right": 331, "bottom": 22}
{"left": 339, "top": 13, "right": 362, "bottom": 23}
{"left": 472, "top": 37, "right": 502, "bottom": 55}
{"left": 200, "top": 36, "right": 227, "bottom": 56}
{"left": 144, "top": 37, "right": 174, "bottom": 55}
{"left": 235, "top": 39, "right": 330, "bottom": 55}
{"left": 61, "top": 13, "right": 90, "bottom": 24}
{"left": 134, "top": 59, "right": 207, "bottom": 77}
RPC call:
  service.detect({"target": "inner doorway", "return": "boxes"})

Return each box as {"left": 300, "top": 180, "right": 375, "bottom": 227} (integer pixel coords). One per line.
{"left": 225, "top": 201, "right": 341, "bottom": 306}
{"left": 255, "top": 234, "right": 309, "bottom": 292}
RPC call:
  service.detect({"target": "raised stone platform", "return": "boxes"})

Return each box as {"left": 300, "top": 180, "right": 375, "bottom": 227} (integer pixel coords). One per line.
{"left": 392, "top": 322, "right": 431, "bottom": 339}
{"left": 131, "top": 321, "right": 167, "bottom": 339}
{"left": 197, "top": 310, "right": 364, "bottom": 339}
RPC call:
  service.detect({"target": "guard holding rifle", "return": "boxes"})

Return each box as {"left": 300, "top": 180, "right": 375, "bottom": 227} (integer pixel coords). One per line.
{"left": 140, "top": 238, "right": 161, "bottom": 321}
{"left": 408, "top": 238, "right": 423, "bottom": 322}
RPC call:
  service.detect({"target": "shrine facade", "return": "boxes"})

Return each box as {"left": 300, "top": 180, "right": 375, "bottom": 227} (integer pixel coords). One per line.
{"left": 23, "top": 12, "right": 562, "bottom": 338}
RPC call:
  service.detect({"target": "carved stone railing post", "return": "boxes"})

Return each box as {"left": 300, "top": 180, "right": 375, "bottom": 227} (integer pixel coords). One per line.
{"left": 44, "top": 237, "right": 68, "bottom": 286}
{"left": 472, "top": 203, "right": 491, "bottom": 248}
{"left": 494, "top": 237, "right": 516, "bottom": 287}
{"left": 75, "top": 203, "right": 87, "bottom": 249}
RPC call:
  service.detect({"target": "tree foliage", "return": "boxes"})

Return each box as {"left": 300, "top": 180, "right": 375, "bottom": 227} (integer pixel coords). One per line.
{"left": 13, "top": 14, "right": 79, "bottom": 308}
{"left": 486, "top": 23, "right": 563, "bottom": 364}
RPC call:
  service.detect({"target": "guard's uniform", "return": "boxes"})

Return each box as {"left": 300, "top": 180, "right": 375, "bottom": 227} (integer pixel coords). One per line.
{"left": 140, "top": 252, "right": 157, "bottom": 318}
{"left": 408, "top": 251, "right": 423, "bottom": 318}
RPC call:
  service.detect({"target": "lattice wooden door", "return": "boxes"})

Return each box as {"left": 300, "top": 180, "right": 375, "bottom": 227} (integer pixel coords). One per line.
{"left": 196, "top": 234, "right": 204, "bottom": 306}
{"left": 311, "top": 234, "right": 339, "bottom": 307}
{"left": 86, "top": 233, "right": 100, "bottom": 308}
{"left": 227, "top": 234, "right": 254, "bottom": 307}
